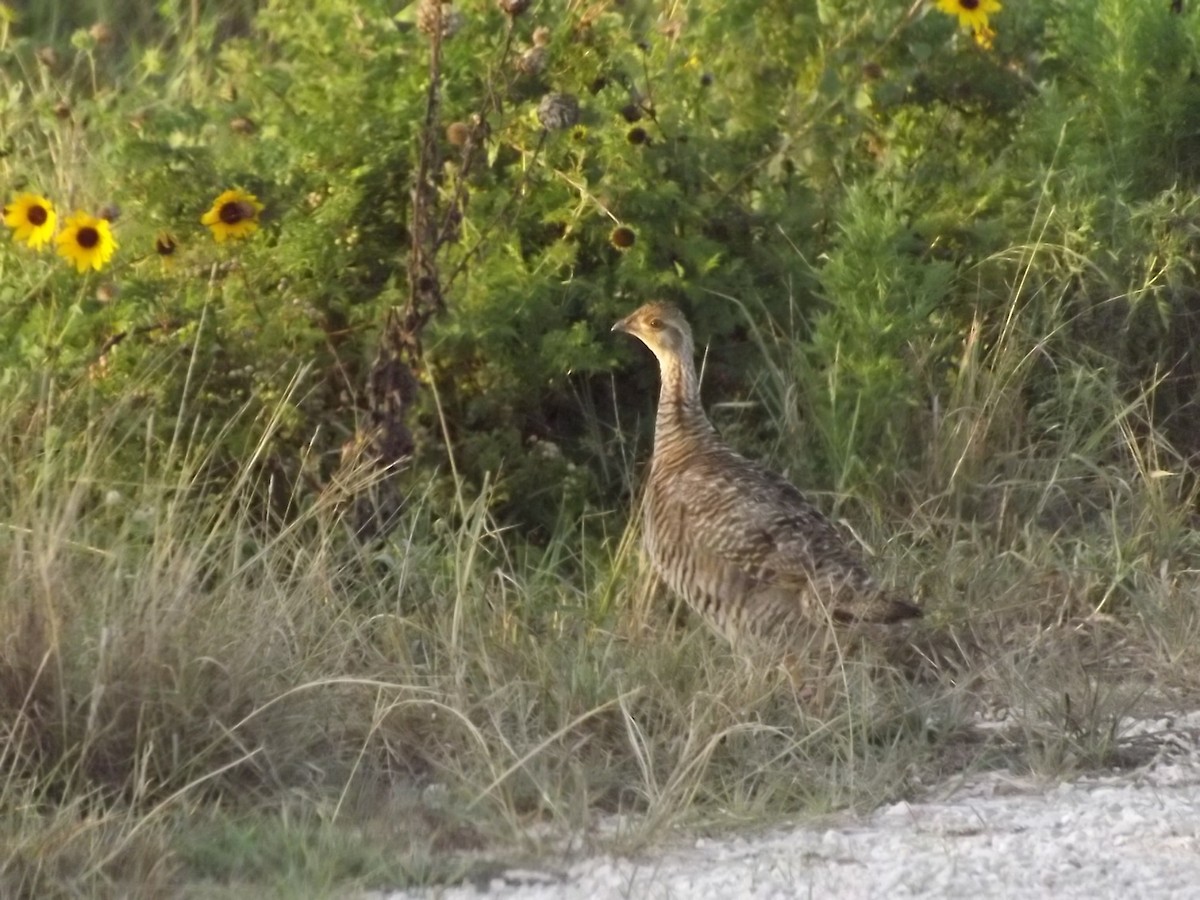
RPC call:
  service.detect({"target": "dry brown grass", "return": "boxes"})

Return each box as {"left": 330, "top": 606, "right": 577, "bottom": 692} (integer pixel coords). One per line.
{"left": 5, "top": 307, "right": 1200, "bottom": 897}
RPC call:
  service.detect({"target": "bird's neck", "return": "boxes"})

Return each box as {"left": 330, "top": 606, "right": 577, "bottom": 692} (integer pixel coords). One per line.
{"left": 655, "top": 350, "right": 717, "bottom": 460}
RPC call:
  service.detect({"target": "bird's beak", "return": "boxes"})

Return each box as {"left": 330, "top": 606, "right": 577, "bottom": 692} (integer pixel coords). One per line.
{"left": 611, "top": 315, "right": 632, "bottom": 334}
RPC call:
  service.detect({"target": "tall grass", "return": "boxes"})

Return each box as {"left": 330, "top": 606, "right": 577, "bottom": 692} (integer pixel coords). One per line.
{"left": 5, "top": 237, "right": 1200, "bottom": 896}
{"left": 3, "top": 326, "right": 1200, "bottom": 895}
{"left": 0, "top": 363, "right": 975, "bottom": 897}
{"left": 739, "top": 224, "right": 1200, "bottom": 734}
{"left": 0, "top": 372, "right": 1191, "bottom": 899}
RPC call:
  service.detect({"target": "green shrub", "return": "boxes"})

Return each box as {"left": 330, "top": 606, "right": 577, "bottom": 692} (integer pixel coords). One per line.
{"left": 0, "top": 0, "right": 1199, "bottom": 535}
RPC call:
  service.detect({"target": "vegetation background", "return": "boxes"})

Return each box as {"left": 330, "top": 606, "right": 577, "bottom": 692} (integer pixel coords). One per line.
{"left": 3, "top": 0, "right": 1200, "bottom": 896}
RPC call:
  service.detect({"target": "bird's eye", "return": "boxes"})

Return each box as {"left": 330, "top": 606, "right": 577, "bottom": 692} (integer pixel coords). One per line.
{"left": 648, "top": 317, "right": 664, "bottom": 329}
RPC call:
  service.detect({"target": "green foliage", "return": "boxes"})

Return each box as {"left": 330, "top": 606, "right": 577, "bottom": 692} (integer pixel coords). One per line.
{"left": 803, "top": 182, "right": 957, "bottom": 488}
{"left": 1, "top": 0, "right": 1198, "bottom": 530}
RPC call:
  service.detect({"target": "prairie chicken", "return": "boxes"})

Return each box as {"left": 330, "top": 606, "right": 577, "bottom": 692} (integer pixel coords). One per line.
{"left": 613, "top": 301, "right": 921, "bottom": 655}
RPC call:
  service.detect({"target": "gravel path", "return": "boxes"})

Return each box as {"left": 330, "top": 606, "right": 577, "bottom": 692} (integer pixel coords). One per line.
{"left": 381, "top": 714, "right": 1200, "bottom": 900}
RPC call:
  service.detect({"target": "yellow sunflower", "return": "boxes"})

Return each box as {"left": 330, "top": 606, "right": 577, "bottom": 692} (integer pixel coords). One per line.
{"left": 201, "top": 188, "right": 263, "bottom": 243}
{"left": 3, "top": 192, "right": 57, "bottom": 250}
{"left": 935, "top": 0, "right": 1001, "bottom": 34}
{"left": 56, "top": 211, "right": 118, "bottom": 273}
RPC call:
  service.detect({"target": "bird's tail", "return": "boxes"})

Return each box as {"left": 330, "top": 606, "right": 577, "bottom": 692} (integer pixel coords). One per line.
{"left": 826, "top": 578, "right": 923, "bottom": 625}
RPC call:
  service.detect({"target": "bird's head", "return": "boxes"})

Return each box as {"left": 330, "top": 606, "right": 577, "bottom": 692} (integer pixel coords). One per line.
{"left": 612, "top": 301, "right": 694, "bottom": 364}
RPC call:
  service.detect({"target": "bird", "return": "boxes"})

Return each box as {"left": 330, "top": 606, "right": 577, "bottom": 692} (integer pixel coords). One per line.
{"left": 613, "top": 301, "right": 921, "bottom": 659}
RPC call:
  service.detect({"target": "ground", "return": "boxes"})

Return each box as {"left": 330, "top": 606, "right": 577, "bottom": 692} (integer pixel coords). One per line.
{"left": 376, "top": 712, "right": 1200, "bottom": 900}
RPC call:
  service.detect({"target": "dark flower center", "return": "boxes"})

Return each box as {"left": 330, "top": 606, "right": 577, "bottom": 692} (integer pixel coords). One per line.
{"left": 610, "top": 226, "right": 636, "bottom": 248}
{"left": 76, "top": 226, "right": 100, "bottom": 249}
{"left": 960, "top": 0, "right": 980, "bottom": 8}
{"left": 219, "top": 201, "right": 252, "bottom": 225}
{"left": 28, "top": 205, "right": 48, "bottom": 226}
{"left": 155, "top": 235, "right": 177, "bottom": 255}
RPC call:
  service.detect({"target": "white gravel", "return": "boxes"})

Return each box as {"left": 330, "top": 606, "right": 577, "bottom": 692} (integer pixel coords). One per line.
{"left": 380, "top": 713, "right": 1200, "bottom": 900}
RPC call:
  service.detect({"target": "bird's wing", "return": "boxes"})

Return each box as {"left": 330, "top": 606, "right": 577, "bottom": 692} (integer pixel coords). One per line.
{"left": 652, "top": 449, "right": 920, "bottom": 625}
{"left": 667, "top": 449, "right": 867, "bottom": 585}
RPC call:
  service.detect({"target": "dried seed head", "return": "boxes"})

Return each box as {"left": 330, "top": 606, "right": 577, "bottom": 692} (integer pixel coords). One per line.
{"left": 35, "top": 46, "right": 59, "bottom": 69}
{"left": 532, "top": 26, "right": 552, "bottom": 46}
{"left": 416, "top": 0, "right": 464, "bottom": 39}
{"left": 54, "top": 100, "right": 72, "bottom": 120}
{"left": 626, "top": 126, "right": 648, "bottom": 145}
{"left": 446, "top": 121, "right": 471, "bottom": 146}
{"left": 536, "top": 92, "right": 580, "bottom": 131}
{"left": 659, "top": 18, "right": 684, "bottom": 42}
{"left": 516, "top": 45, "right": 547, "bottom": 76}
{"left": 89, "top": 22, "right": 114, "bottom": 45}
{"left": 619, "top": 103, "right": 643, "bottom": 123}
{"left": 497, "top": 0, "right": 531, "bottom": 16}
{"left": 230, "top": 115, "right": 257, "bottom": 135}
{"left": 98, "top": 203, "right": 121, "bottom": 222}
